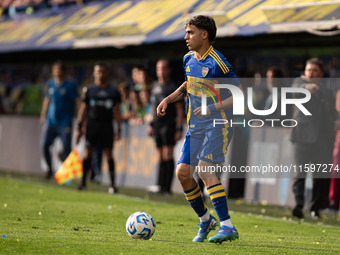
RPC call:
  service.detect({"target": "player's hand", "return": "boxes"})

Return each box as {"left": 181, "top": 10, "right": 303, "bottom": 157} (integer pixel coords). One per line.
{"left": 40, "top": 115, "right": 45, "bottom": 125}
{"left": 157, "top": 99, "right": 168, "bottom": 117}
{"left": 305, "top": 83, "right": 319, "bottom": 94}
{"left": 193, "top": 106, "right": 211, "bottom": 118}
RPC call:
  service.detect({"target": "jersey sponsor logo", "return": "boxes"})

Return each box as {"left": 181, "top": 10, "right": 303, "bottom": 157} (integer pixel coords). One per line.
{"left": 89, "top": 98, "right": 113, "bottom": 109}
{"left": 105, "top": 99, "right": 113, "bottom": 109}
{"left": 186, "top": 65, "right": 190, "bottom": 73}
{"left": 202, "top": 67, "right": 209, "bottom": 77}
{"left": 204, "top": 154, "right": 213, "bottom": 160}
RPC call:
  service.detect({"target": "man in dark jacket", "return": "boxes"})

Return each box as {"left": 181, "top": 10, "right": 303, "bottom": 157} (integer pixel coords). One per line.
{"left": 291, "top": 58, "right": 340, "bottom": 219}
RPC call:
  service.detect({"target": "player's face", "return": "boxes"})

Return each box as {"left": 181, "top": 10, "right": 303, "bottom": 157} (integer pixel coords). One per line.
{"left": 132, "top": 67, "right": 140, "bottom": 83}
{"left": 52, "top": 64, "right": 64, "bottom": 79}
{"left": 304, "top": 63, "right": 323, "bottom": 80}
{"left": 156, "top": 60, "right": 171, "bottom": 81}
{"left": 93, "top": 65, "right": 109, "bottom": 85}
{"left": 184, "top": 24, "right": 204, "bottom": 51}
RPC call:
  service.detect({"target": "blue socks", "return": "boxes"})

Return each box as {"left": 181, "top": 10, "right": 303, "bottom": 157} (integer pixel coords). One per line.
{"left": 207, "top": 183, "right": 230, "bottom": 221}
{"left": 184, "top": 184, "right": 207, "bottom": 217}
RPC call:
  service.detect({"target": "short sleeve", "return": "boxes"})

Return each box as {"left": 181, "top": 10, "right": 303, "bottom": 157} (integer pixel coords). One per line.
{"left": 215, "top": 62, "right": 240, "bottom": 87}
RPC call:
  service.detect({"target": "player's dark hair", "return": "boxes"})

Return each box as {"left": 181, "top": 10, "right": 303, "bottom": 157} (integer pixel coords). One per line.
{"left": 306, "top": 58, "right": 324, "bottom": 73}
{"left": 52, "top": 60, "right": 66, "bottom": 71}
{"left": 185, "top": 15, "right": 217, "bottom": 44}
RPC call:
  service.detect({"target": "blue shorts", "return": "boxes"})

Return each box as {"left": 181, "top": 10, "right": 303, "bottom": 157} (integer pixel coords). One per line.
{"left": 177, "top": 126, "right": 233, "bottom": 166}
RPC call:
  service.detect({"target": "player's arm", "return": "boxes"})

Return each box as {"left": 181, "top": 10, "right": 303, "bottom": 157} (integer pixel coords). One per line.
{"left": 75, "top": 87, "right": 89, "bottom": 143}
{"left": 74, "top": 97, "right": 81, "bottom": 113}
{"left": 218, "top": 84, "right": 245, "bottom": 110}
{"left": 157, "top": 81, "right": 187, "bottom": 117}
{"left": 194, "top": 84, "right": 245, "bottom": 118}
{"left": 40, "top": 97, "right": 50, "bottom": 124}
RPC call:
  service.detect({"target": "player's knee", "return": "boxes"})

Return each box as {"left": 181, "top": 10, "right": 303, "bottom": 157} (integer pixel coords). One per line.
{"left": 176, "top": 164, "right": 190, "bottom": 183}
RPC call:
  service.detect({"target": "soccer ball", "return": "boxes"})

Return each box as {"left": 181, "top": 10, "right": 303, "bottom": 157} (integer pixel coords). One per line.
{"left": 126, "top": 211, "right": 156, "bottom": 239}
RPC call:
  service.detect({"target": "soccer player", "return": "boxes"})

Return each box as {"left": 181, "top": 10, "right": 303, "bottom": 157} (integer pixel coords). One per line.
{"left": 40, "top": 61, "right": 80, "bottom": 179}
{"left": 148, "top": 59, "right": 184, "bottom": 195}
{"left": 76, "top": 63, "right": 121, "bottom": 194}
{"left": 157, "top": 15, "right": 243, "bottom": 243}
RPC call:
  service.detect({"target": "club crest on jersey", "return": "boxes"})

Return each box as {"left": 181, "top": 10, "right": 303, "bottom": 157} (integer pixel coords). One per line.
{"left": 202, "top": 67, "right": 209, "bottom": 77}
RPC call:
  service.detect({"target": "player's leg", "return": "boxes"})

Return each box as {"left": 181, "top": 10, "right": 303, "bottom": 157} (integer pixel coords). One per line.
{"left": 177, "top": 162, "right": 217, "bottom": 242}
{"left": 91, "top": 145, "right": 103, "bottom": 182}
{"left": 197, "top": 160, "right": 238, "bottom": 243}
{"left": 310, "top": 143, "right": 332, "bottom": 218}
{"left": 162, "top": 125, "right": 176, "bottom": 194}
{"left": 292, "top": 143, "right": 309, "bottom": 218}
{"left": 79, "top": 122, "right": 96, "bottom": 190}
{"left": 177, "top": 131, "right": 217, "bottom": 242}
{"left": 57, "top": 125, "right": 72, "bottom": 161}
{"left": 162, "top": 145, "right": 175, "bottom": 195}
{"left": 154, "top": 126, "right": 172, "bottom": 194}
{"left": 196, "top": 128, "right": 238, "bottom": 243}
{"left": 102, "top": 123, "right": 116, "bottom": 194}
{"left": 103, "top": 148, "right": 117, "bottom": 194}
{"left": 41, "top": 124, "right": 57, "bottom": 179}
{"left": 79, "top": 145, "right": 94, "bottom": 190}
{"left": 157, "top": 146, "right": 166, "bottom": 193}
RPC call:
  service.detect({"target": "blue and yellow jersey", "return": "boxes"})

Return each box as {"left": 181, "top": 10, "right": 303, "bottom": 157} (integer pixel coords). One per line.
{"left": 183, "top": 46, "right": 240, "bottom": 129}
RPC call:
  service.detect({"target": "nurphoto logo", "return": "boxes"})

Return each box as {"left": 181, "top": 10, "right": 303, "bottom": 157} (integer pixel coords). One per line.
{"left": 201, "top": 83, "right": 312, "bottom": 128}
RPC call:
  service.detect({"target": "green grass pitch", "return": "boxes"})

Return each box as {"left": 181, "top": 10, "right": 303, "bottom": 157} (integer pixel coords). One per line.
{"left": 1, "top": 176, "right": 340, "bottom": 255}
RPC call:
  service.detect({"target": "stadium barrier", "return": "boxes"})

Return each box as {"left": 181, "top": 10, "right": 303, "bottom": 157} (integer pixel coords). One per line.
{"left": 0, "top": 115, "right": 314, "bottom": 207}
{"left": 0, "top": 115, "right": 185, "bottom": 193}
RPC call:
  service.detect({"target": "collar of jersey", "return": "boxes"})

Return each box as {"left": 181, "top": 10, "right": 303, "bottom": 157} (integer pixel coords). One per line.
{"left": 194, "top": 46, "right": 213, "bottom": 61}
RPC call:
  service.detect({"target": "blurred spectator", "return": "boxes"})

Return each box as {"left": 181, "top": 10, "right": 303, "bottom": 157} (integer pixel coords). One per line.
{"left": 40, "top": 60, "right": 80, "bottom": 179}
{"left": 129, "top": 65, "right": 152, "bottom": 125}
{"left": 148, "top": 59, "right": 184, "bottom": 195}
{"left": 138, "top": 65, "right": 153, "bottom": 91}
{"left": 118, "top": 81, "right": 132, "bottom": 123}
{"left": 262, "top": 66, "right": 287, "bottom": 125}
{"left": 291, "top": 58, "right": 340, "bottom": 219}
{"left": 20, "top": 71, "right": 43, "bottom": 115}
{"left": 140, "top": 88, "right": 152, "bottom": 124}
{"left": 76, "top": 62, "right": 121, "bottom": 194}
{"left": 252, "top": 71, "right": 269, "bottom": 111}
